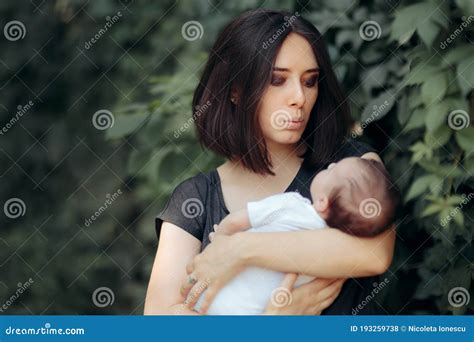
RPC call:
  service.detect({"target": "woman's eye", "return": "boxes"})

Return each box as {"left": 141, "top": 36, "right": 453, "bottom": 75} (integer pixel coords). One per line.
{"left": 270, "top": 76, "right": 285, "bottom": 86}
{"left": 303, "top": 77, "right": 319, "bottom": 87}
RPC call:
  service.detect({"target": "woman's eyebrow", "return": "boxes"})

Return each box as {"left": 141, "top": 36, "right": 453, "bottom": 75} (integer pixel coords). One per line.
{"left": 273, "top": 67, "right": 320, "bottom": 73}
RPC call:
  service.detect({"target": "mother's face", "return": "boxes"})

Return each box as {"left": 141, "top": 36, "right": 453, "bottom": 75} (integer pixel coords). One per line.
{"left": 258, "top": 33, "right": 319, "bottom": 147}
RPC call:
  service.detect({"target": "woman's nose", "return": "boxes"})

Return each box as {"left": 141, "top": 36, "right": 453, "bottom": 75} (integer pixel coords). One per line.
{"left": 289, "top": 81, "right": 305, "bottom": 108}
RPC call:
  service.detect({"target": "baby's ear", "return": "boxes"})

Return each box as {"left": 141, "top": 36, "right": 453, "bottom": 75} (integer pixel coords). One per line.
{"left": 314, "top": 195, "right": 329, "bottom": 213}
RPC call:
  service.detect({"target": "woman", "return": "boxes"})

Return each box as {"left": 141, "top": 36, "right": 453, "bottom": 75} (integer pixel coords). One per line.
{"left": 144, "top": 9, "right": 395, "bottom": 315}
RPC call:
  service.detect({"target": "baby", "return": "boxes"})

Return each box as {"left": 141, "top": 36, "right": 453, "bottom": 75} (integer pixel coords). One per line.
{"left": 195, "top": 157, "right": 399, "bottom": 315}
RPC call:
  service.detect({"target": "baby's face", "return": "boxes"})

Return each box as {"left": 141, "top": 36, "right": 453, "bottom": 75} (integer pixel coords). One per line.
{"left": 310, "top": 157, "right": 361, "bottom": 201}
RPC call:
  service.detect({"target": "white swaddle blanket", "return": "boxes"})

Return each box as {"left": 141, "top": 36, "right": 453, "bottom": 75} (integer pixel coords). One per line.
{"left": 195, "top": 192, "right": 326, "bottom": 315}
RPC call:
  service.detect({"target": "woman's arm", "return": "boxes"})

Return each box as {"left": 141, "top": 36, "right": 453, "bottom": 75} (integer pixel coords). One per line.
{"left": 237, "top": 225, "right": 395, "bottom": 278}
{"left": 144, "top": 222, "right": 202, "bottom": 315}
{"left": 183, "top": 226, "right": 394, "bottom": 310}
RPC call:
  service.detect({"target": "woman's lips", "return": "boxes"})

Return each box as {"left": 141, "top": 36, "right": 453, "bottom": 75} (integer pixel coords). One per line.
{"left": 287, "top": 120, "right": 304, "bottom": 129}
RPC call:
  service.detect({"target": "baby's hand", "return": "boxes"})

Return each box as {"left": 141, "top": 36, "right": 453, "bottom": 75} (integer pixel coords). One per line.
{"left": 212, "top": 222, "right": 245, "bottom": 236}
{"left": 209, "top": 224, "right": 228, "bottom": 242}
{"left": 209, "top": 210, "right": 251, "bottom": 242}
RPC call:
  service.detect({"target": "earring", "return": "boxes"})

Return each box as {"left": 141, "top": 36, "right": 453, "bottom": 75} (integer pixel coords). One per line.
{"left": 230, "top": 96, "right": 236, "bottom": 104}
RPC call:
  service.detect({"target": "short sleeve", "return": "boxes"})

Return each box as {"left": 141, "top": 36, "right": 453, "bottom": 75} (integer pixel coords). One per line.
{"left": 155, "top": 175, "right": 207, "bottom": 242}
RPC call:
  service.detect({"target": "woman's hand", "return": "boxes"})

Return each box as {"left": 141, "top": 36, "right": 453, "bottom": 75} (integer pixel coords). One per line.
{"left": 264, "top": 273, "right": 345, "bottom": 315}
{"left": 169, "top": 303, "right": 200, "bottom": 315}
{"left": 181, "top": 233, "right": 246, "bottom": 313}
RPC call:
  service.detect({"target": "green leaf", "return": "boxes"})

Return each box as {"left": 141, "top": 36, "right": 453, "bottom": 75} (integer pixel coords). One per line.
{"left": 410, "top": 142, "right": 433, "bottom": 162}
{"left": 403, "top": 63, "right": 442, "bottom": 87}
{"left": 405, "top": 174, "right": 438, "bottom": 202}
{"left": 417, "top": 18, "right": 441, "bottom": 48}
{"left": 361, "top": 67, "right": 389, "bottom": 95}
{"left": 397, "top": 95, "right": 410, "bottom": 125}
{"left": 465, "top": 153, "right": 474, "bottom": 174}
{"left": 457, "top": 58, "right": 474, "bottom": 96}
{"left": 360, "top": 91, "right": 396, "bottom": 123}
{"left": 418, "top": 159, "right": 465, "bottom": 178}
{"left": 425, "top": 125, "right": 452, "bottom": 146}
{"left": 105, "top": 112, "right": 150, "bottom": 139}
{"left": 390, "top": 2, "right": 445, "bottom": 46}
{"left": 443, "top": 45, "right": 474, "bottom": 66}
{"left": 447, "top": 195, "right": 465, "bottom": 205}
{"left": 421, "top": 203, "right": 442, "bottom": 217}
{"left": 439, "top": 208, "right": 452, "bottom": 227}
{"left": 405, "top": 107, "right": 427, "bottom": 131}
{"left": 425, "top": 102, "right": 450, "bottom": 132}
{"left": 456, "top": 0, "right": 474, "bottom": 16}
{"left": 455, "top": 127, "right": 474, "bottom": 151}
{"left": 429, "top": 179, "right": 444, "bottom": 196}
{"left": 408, "top": 90, "right": 424, "bottom": 110}
{"left": 421, "top": 73, "right": 448, "bottom": 106}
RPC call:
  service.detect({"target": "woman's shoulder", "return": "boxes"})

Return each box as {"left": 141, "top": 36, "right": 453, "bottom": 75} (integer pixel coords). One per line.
{"left": 156, "top": 171, "right": 215, "bottom": 242}
{"left": 171, "top": 171, "right": 212, "bottom": 195}
{"left": 165, "top": 169, "right": 221, "bottom": 208}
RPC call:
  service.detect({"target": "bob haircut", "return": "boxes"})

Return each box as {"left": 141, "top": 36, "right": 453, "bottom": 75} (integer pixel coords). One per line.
{"left": 192, "top": 9, "right": 352, "bottom": 175}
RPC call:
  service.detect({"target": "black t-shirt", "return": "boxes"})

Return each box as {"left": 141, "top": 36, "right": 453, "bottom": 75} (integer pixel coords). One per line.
{"left": 156, "top": 139, "right": 381, "bottom": 315}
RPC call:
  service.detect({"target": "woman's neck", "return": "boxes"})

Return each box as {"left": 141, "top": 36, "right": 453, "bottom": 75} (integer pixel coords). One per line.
{"left": 265, "top": 141, "right": 305, "bottom": 172}
{"left": 223, "top": 142, "right": 305, "bottom": 178}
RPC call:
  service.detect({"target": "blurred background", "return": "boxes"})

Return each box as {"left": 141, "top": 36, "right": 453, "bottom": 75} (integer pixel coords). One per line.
{"left": 0, "top": 0, "right": 472, "bottom": 315}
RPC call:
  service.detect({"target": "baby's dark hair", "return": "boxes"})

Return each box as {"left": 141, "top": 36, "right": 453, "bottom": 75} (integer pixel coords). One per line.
{"left": 324, "top": 159, "right": 399, "bottom": 237}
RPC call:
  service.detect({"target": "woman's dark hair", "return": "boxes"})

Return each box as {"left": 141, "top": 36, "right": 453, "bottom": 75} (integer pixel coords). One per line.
{"left": 192, "top": 9, "right": 352, "bottom": 175}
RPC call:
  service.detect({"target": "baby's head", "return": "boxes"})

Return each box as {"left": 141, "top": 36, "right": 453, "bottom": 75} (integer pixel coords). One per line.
{"left": 310, "top": 157, "right": 399, "bottom": 237}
